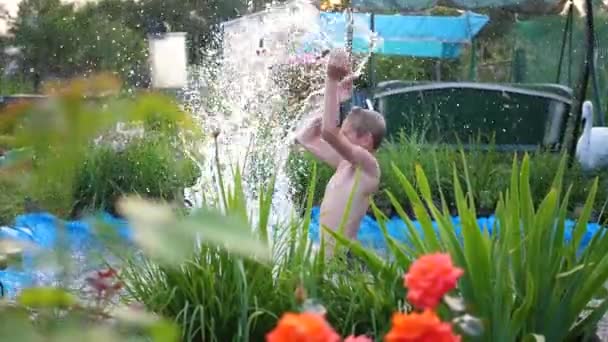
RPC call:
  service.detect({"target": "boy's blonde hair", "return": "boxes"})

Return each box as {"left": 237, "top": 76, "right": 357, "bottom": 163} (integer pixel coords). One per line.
{"left": 345, "top": 106, "right": 386, "bottom": 150}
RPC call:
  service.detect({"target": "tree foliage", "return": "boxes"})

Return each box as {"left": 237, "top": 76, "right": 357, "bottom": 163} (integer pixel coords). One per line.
{"left": 10, "top": 0, "right": 147, "bottom": 89}
{"left": 6, "top": 0, "right": 273, "bottom": 90}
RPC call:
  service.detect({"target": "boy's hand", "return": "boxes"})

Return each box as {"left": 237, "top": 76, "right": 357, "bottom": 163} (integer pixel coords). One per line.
{"left": 307, "top": 115, "right": 322, "bottom": 135}
{"left": 326, "top": 48, "right": 350, "bottom": 81}
{"left": 296, "top": 114, "right": 322, "bottom": 141}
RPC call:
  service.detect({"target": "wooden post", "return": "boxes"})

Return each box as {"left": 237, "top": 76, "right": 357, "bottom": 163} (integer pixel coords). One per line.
{"left": 566, "top": 0, "right": 594, "bottom": 167}
{"left": 591, "top": 41, "right": 605, "bottom": 126}
{"left": 434, "top": 60, "right": 442, "bottom": 81}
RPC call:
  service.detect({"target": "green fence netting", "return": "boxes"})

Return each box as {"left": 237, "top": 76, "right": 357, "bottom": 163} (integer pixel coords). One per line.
{"left": 515, "top": 13, "right": 608, "bottom": 90}
{"left": 371, "top": 8, "right": 608, "bottom": 148}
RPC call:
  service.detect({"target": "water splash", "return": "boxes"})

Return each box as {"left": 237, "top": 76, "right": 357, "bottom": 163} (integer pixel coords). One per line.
{"left": 182, "top": 0, "right": 380, "bottom": 230}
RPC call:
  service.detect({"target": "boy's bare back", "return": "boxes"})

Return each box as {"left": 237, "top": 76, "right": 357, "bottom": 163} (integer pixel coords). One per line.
{"left": 294, "top": 49, "right": 386, "bottom": 254}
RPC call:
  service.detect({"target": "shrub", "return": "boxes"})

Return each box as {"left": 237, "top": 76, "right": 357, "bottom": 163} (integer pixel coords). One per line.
{"left": 0, "top": 74, "right": 202, "bottom": 221}
{"left": 330, "top": 153, "right": 608, "bottom": 341}
{"left": 126, "top": 150, "right": 608, "bottom": 341}
{"left": 5, "top": 120, "right": 201, "bottom": 220}
{"left": 0, "top": 75, "right": 217, "bottom": 342}
{"left": 10, "top": 0, "right": 148, "bottom": 88}
{"left": 74, "top": 99, "right": 201, "bottom": 217}
{"left": 72, "top": 134, "right": 199, "bottom": 217}
{"left": 122, "top": 163, "right": 405, "bottom": 341}
{"left": 267, "top": 252, "right": 473, "bottom": 342}
{"left": 0, "top": 173, "right": 28, "bottom": 225}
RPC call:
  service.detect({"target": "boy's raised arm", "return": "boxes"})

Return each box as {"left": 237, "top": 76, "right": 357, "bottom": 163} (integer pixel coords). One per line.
{"left": 320, "top": 50, "right": 378, "bottom": 176}
{"left": 294, "top": 112, "right": 342, "bottom": 169}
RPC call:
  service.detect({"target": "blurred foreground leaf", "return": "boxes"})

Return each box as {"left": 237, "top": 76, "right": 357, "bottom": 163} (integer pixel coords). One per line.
{"left": 524, "top": 334, "right": 546, "bottom": 342}
{"left": 118, "top": 196, "right": 269, "bottom": 265}
{"left": 49, "top": 327, "right": 124, "bottom": 342}
{"left": 0, "top": 134, "right": 16, "bottom": 147}
{"left": 0, "top": 74, "right": 202, "bottom": 214}
{"left": 111, "top": 306, "right": 180, "bottom": 342}
{"left": 17, "top": 287, "right": 77, "bottom": 309}
{"left": 0, "top": 238, "right": 38, "bottom": 268}
{"left": 0, "top": 238, "right": 33, "bottom": 255}
{"left": 0, "top": 305, "right": 42, "bottom": 341}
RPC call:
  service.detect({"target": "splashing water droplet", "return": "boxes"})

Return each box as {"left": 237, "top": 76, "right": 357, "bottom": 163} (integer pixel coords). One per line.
{"left": 181, "top": 0, "right": 379, "bottom": 229}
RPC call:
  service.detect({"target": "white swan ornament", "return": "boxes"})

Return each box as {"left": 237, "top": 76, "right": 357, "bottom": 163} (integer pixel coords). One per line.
{"left": 576, "top": 101, "right": 608, "bottom": 171}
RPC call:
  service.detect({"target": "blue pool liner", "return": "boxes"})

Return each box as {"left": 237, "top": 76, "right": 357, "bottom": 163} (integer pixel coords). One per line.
{"left": 0, "top": 212, "right": 131, "bottom": 297}
{"left": 308, "top": 206, "right": 603, "bottom": 255}
{"left": 0, "top": 206, "right": 603, "bottom": 297}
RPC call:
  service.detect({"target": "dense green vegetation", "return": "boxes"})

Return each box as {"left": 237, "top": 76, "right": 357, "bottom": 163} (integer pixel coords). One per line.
{"left": 0, "top": 74, "right": 201, "bottom": 224}
{"left": 286, "top": 132, "right": 608, "bottom": 221}
{"left": 122, "top": 146, "right": 608, "bottom": 341}
{"left": 0, "top": 2, "right": 608, "bottom": 341}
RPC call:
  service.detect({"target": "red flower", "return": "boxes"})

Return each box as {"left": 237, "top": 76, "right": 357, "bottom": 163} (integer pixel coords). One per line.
{"left": 345, "top": 335, "right": 373, "bottom": 342}
{"left": 385, "top": 309, "right": 461, "bottom": 342}
{"left": 266, "top": 312, "right": 341, "bottom": 342}
{"left": 404, "top": 253, "right": 463, "bottom": 310}
{"left": 96, "top": 267, "right": 118, "bottom": 278}
{"left": 85, "top": 267, "right": 123, "bottom": 300}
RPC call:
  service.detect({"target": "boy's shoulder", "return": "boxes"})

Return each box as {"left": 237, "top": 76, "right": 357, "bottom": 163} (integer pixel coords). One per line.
{"left": 341, "top": 151, "right": 381, "bottom": 179}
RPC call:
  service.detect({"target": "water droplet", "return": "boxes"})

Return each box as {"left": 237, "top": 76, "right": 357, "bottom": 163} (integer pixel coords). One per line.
{"left": 453, "top": 314, "right": 484, "bottom": 336}
{"left": 443, "top": 294, "right": 466, "bottom": 312}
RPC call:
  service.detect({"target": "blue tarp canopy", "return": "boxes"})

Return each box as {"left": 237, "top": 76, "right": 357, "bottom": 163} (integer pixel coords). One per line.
{"left": 350, "top": 0, "right": 563, "bottom": 15}
{"left": 315, "top": 11, "right": 489, "bottom": 58}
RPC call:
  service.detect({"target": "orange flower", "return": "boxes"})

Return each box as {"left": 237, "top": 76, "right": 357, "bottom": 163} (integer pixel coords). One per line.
{"left": 404, "top": 253, "right": 463, "bottom": 310}
{"left": 266, "top": 312, "right": 341, "bottom": 342}
{"left": 345, "top": 335, "right": 373, "bottom": 342}
{"left": 385, "top": 309, "right": 461, "bottom": 342}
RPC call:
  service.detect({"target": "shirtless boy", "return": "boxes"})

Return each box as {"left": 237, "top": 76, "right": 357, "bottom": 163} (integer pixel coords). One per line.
{"left": 294, "top": 49, "right": 386, "bottom": 254}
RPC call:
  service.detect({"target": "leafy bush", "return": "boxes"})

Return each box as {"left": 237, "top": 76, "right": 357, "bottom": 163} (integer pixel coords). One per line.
{"left": 0, "top": 172, "right": 28, "bottom": 225}
{"left": 0, "top": 74, "right": 201, "bottom": 220}
{"left": 331, "top": 153, "right": 608, "bottom": 341}
{"left": 367, "top": 55, "right": 461, "bottom": 84}
{"left": 0, "top": 77, "right": 34, "bottom": 95}
{"left": 126, "top": 147, "right": 608, "bottom": 341}
{"left": 73, "top": 135, "right": 199, "bottom": 217}
{"left": 10, "top": 0, "right": 148, "bottom": 89}
{"left": 286, "top": 132, "right": 608, "bottom": 219}
{"left": 266, "top": 253, "right": 473, "bottom": 341}
{"left": 0, "top": 74, "right": 221, "bottom": 342}
{"left": 123, "top": 161, "right": 405, "bottom": 341}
